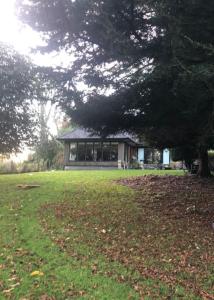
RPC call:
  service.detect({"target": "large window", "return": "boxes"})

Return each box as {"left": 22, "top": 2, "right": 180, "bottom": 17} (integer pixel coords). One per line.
{"left": 85, "top": 143, "right": 94, "bottom": 161}
{"left": 69, "top": 142, "right": 118, "bottom": 162}
{"left": 144, "top": 148, "right": 153, "bottom": 164}
{"left": 144, "top": 148, "right": 162, "bottom": 164}
{"left": 153, "top": 150, "right": 162, "bottom": 164}
{"left": 77, "top": 142, "right": 86, "bottom": 161}
{"left": 94, "top": 142, "right": 102, "bottom": 161}
{"left": 103, "top": 142, "right": 111, "bottom": 161}
{"left": 69, "top": 143, "right": 77, "bottom": 161}
{"left": 110, "top": 143, "right": 118, "bottom": 161}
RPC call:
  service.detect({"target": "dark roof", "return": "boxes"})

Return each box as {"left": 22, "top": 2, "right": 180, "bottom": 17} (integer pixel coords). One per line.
{"left": 58, "top": 128, "right": 139, "bottom": 145}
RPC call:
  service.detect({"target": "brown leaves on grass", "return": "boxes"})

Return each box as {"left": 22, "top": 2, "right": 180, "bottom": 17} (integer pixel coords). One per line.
{"left": 40, "top": 175, "right": 214, "bottom": 299}
{"left": 118, "top": 175, "right": 214, "bottom": 225}
{"left": 199, "top": 290, "right": 214, "bottom": 300}
{"left": 39, "top": 295, "right": 56, "bottom": 300}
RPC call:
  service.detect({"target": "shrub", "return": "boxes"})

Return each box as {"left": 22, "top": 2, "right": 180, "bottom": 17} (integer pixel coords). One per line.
{"left": 0, "top": 161, "right": 18, "bottom": 174}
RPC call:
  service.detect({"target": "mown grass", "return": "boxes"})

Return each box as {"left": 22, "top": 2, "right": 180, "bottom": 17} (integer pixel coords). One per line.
{"left": 0, "top": 170, "right": 212, "bottom": 299}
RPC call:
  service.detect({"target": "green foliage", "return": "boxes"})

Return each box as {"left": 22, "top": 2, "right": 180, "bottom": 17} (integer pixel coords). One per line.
{"left": 19, "top": 161, "right": 40, "bottom": 173}
{"left": 0, "top": 43, "right": 38, "bottom": 154}
{"left": 130, "top": 160, "right": 141, "bottom": 169}
{"left": 32, "top": 99, "right": 65, "bottom": 170}
{"left": 0, "top": 160, "right": 40, "bottom": 174}
{"left": 52, "top": 148, "right": 64, "bottom": 170}
{"left": 0, "top": 42, "right": 60, "bottom": 156}
{"left": 34, "top": 139, "right": 63, "bottom": 169}
{"left": 208, "top": 150, "right": 214, "bottom": 159}
{"left": 0, "top": 160, "right": 18, "bottom": 174}
{"left": 171, "top": 146, "right": 198, "bottom": 170}
{"left": 208, "top": 151, "right": 214, "bottom": 171}
{"left": 17, "top": 0, "right": 214, "bottom": 176}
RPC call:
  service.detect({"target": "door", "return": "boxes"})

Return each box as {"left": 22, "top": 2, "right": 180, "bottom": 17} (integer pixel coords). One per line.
{"left": 163, "top": 149, "right": 170, "bottom": 165}
{"left": 138, "top": 148, "right": 144, "bottom": 162}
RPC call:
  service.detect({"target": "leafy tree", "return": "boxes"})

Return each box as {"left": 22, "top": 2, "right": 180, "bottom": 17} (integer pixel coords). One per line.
{"left": 35, "top": 138, "right": 63, "bottom": 169}
{"left": 17, "top": 0, "right": 214, "bottom": 177}
{"left": 171, "top": 146, "right": 198, "bottom": 172}
{"left": 32, "top": 99, "right": 61, "bottom": 169}
{"left": 0, "top": 43, "right": 38, "bottom": 154}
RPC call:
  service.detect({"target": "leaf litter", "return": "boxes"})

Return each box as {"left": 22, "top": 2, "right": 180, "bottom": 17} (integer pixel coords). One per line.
{"left": 40, "top": 175, "right": 214, "bottom": 299}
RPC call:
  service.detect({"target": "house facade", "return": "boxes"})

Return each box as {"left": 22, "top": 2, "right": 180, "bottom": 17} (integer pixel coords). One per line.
{"left": 58, "top": 128, "right": 170, "bottom": 169}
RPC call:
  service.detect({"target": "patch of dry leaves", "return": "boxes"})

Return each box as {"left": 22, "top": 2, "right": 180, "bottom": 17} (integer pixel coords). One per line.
{"left": 40, "top": 175, "right": 214, "bottom": 299}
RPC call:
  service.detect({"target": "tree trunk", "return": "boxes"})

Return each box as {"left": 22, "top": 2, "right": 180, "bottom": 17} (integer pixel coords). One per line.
{"left": 197, "top": 146, "right": 211, "bottom": 177}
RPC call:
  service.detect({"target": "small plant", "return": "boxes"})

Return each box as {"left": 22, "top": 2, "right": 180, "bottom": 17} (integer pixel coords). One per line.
{"left": 130, "top": 160, "right": 141, "bottom": 169}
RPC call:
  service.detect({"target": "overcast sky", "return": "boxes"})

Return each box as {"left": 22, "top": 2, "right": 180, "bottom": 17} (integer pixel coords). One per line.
{"left": 0, "top": 0, "right": 65, "bottom": 160}
{"left": 0, "top": 0, "right": 41, "bottom": 58}
{"left": 0, "top": 0, "right": 71, "bottom": 66}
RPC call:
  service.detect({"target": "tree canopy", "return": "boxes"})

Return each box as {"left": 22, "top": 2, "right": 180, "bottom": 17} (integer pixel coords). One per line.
{"left": 17, "top": 0, "right": 214, "bottom": 176}
{"left": 0, "top": 43, "right": 37, "bottom": 154}
{"left": 0, "top": 41, "right": 61, "bottom": 155}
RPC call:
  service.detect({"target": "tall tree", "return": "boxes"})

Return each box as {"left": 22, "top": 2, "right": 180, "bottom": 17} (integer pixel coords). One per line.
{"left": 0, "top": 43, "right": 37, "bottom": 154}
{"left": 34, "top": 100, "right": 63, "bottom": 169}
{"left": 17, "top": 0, "right": 214, "bottom": 177}
{"left": 0, "top": 42, "right": 60, "bottom": 155}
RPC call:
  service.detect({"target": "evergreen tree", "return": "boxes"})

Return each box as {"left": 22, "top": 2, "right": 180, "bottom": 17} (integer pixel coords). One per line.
{"left": 17, "top": 0, "right": 214, "bottom": 177}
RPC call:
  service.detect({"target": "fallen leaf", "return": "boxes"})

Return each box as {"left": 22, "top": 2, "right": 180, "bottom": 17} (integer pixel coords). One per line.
{"left": 30, "top": 270, "right": 44, "bottom": 277}
{"left": 3, "top": 288, "right": 14, "bottom": 294}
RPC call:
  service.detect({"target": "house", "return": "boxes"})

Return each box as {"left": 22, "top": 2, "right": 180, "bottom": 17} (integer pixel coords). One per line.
{"left": 58, "top": 128, "right": 170, "bottom": 169}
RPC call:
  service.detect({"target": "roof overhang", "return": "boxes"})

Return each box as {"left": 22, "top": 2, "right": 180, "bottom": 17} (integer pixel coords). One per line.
{"left": 57, "top": 137, "right": 138, "bottom": 146}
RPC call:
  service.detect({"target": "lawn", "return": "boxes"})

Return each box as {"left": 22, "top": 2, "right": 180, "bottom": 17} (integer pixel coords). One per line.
{"left": 0, "top": 170, "right": 213, "bottom": 299}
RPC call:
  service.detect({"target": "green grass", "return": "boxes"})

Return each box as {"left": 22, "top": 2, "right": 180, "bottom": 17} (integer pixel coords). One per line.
{"left": 0, "top": 170, "right": 212, "bottom": 299}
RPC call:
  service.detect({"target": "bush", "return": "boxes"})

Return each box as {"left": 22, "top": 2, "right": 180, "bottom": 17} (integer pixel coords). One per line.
{"left": 171, "top": 146, "right": 198, "bottom": 171}
{"left": 208, "top": 150, "right": 214, "bottom": 159}
{"left": 129, "top": 160, "right": 141, "bottom": 169}
{"left": 18, "top": 161, "right": 40, "bottom": 173}
{"left": 0, "top": 161, "right": 18, "bottom": 174}
{"left": 52, "top": 150, "right": 64, "bottom": 170}
{"left": 208, "top": 151, "right": 214, "bottom": 171}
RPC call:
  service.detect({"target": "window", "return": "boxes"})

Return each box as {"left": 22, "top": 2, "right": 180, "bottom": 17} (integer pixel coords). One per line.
{"left": 86, "top": 143, "right": 94, "bottom": 161}
{"left": 124, "top": 145, "right": 129, "bottom": 162}
{"left": 103, "top": 142, "right": 111, "bottom": 161}
{"left": 153, "top": 150, "right": 162, "bottom": 164}
{"left": 144, "top": 148, "right": 162, "bottom": 164}
{"left": 94, "top": 142, "right": 102, "bottom": 161}
{"left": 130, "top": 147, "right": 138, "bottom": 161}
{"left": 69, "top": 141, "right": 119, "bottom": 162}
{"left": 69, "top": 143, "right": 77, "bottom": 161}
{"left": 144, "top": 148, "right": 153, "bottom": 164}
{"left": 110, "top": 143, "right": 118, "bottom": 161}
{"left": 78, "top": 142, "right": 86, "bottom": 161}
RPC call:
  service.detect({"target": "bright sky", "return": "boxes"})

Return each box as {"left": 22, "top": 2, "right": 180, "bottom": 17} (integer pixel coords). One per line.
{"left": 0, "top": 0, "right": 41, "bottom": 56}
{"left": 0, "top": 0, "right": 66, "bottom": 161}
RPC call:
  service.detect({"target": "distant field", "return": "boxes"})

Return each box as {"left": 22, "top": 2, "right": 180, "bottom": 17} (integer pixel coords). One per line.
{"left": 0, "top": 170, "right": 213, "bottom": 299}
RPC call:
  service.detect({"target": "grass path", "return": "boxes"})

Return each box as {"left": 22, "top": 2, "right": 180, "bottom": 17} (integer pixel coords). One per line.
{"left": 0, "top": 170, "right": 209, "bottom": 299}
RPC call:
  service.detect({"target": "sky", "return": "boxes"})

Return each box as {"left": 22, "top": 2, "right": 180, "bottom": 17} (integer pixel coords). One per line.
{"left": 0, "top": 0, "right": 69, "bottom": 66}
{"left": 0, "top": 0, "right": 65, "bottom": 161}
{"left": 0, "top": 0, "right": 41, "bottom": 56}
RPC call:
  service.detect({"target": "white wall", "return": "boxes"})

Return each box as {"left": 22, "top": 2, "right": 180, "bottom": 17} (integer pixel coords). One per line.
{"left": 163, "top": 149, "right": 170, "bottom": 165}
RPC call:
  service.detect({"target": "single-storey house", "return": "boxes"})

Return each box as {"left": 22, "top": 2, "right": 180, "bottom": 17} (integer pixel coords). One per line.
{"left": 58, "top": 128, "right": 170, "bottom": 169}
